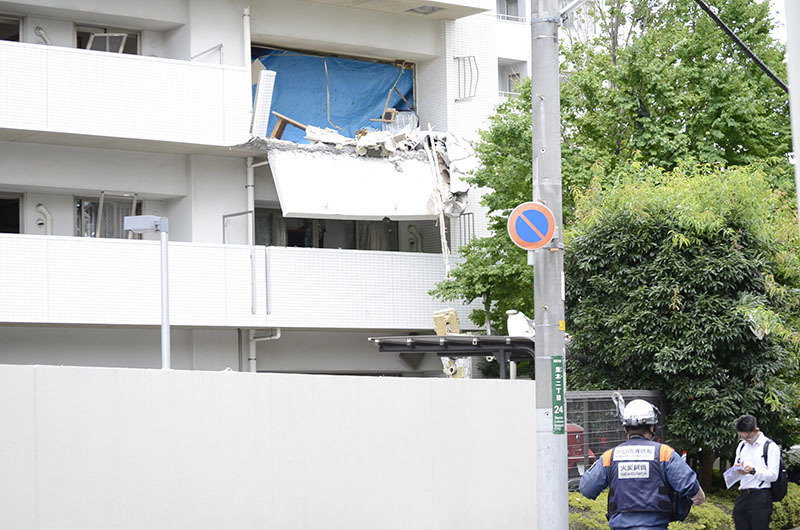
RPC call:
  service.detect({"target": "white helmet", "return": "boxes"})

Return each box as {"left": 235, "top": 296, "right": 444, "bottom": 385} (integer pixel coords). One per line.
{"left": 622, "top": 399, "right": 659, "bottom": 427}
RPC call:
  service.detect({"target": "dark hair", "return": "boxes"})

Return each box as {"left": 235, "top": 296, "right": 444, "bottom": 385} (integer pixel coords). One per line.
{"left": 624, "top": 424, "right": 652, "bottom": 437}
{"left": 736, "top": 414, "right": 757, "bottom": 432}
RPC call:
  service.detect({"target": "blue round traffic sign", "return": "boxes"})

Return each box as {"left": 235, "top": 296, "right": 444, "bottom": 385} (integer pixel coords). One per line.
{"left": 507, "top": 202, "right": 555, "bottom": 250}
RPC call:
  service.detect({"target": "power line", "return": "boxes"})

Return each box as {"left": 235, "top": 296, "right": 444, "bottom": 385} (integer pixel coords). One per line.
{"left": 694, "top": 0, "right": 788, "bottom": 93}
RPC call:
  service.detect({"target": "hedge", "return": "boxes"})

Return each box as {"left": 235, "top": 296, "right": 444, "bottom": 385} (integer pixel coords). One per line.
{"left": 568, "top": 482, "right": 800, "bottom": 529}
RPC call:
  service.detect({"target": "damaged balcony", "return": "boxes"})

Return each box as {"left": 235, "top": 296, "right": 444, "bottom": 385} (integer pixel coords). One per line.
{"left": 0, "top": 40, "right": 252, "bottom": 154}
{"left": 248, "top": 46, "right": 476, "bottom": 234}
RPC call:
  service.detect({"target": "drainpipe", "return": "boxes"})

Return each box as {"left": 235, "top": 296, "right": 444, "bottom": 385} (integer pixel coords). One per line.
{"left": 243, "top": 6, "right": 253, "bottom": 130}
{"left": 35, "top": 203, "right": 52, "bottom": 235}
{"left": 246, "top": 157, "right": 255, "bottom": 246}
{"left": 248, "top": 328, "right": 282, "bottom": 372}
{"left": 243, "top": 7, "right": 252, "bottom": 69}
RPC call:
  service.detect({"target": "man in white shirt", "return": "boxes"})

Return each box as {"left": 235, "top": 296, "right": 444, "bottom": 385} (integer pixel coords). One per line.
{"left": 733, "top": 414, "right": 781, "bottom": 530}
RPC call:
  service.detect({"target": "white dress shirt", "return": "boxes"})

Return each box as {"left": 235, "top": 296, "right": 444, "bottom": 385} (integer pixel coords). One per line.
{"left": 735, "top": 432, "right": 780, "bottom": 490}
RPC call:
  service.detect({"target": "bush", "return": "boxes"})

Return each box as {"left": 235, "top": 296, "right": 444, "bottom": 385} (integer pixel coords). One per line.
{"left": 567, "top": 484, "right": 800, "bottom": 530}
{"left": 771, "top": 482, "right": 800, "bottom": 530}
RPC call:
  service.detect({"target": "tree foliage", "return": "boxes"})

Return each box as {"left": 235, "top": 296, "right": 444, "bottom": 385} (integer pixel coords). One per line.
{"left": 433, "top": 0, "right": 792, "bottom": 331}
{"left": 565, "top": 163, "right": 800, "bottom": 455}
{"left": 561, "top": 0, "right": 792, "bottom": 197}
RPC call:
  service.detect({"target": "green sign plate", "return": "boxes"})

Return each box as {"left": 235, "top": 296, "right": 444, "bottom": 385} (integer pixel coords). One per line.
{"left": 551, "top": 356, "right": 565, "bottom": 434}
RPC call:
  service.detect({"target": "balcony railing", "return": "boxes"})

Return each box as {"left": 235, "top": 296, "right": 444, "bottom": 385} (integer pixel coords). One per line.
{"left": 499, "top": 90, "right": 521, "bottom": 101}
{"left": 0, "top": 235, "right": 478, "bottom": 330}
{"left": 496, "top": 13, "right": 526, "bottom": 22}
{"left": 0, "top": 234, "right": 267, "bottom": 327}
{"left": 0, "top": 40, "right": 251, "bottom": 149}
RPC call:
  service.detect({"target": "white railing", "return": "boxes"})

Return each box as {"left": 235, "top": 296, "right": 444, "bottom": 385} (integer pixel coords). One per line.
{"left": 0, "top": 234, "right": 267, "bottom": 328}
{"left": 496, "top": 13, "right": 526, "bottom": 22}
{"left": 264, "top": 246, "right": 479, "bottom": 330}
{"left": 0, "top": 40, "right": 251, "bottom": 147}
{"left": 0, "top": 235, "right": 479, "bottom": 330}
{"left": 499, "top": 90, "right": 521, "bottom": 100}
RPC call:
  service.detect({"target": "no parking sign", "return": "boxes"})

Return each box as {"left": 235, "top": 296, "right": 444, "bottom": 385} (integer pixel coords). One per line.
{"left": 507, "top": 202, "right": 555, "bottom": 250}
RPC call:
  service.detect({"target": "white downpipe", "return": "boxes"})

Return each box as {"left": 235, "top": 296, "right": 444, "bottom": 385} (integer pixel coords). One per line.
{"left": 248, "top": 328, "right": 282, "bottom": 373}
{"left": 160, "top": 229, "right": 171, "bottom": 369}
{"left": 243, "top": 7, "right": 252, "bottom": 69}
{"left": 35, "top": 203, "right": 52, "bottom": 235}
{"left": 243, "top": 6, "right": 253, "bottom": 128}
{"left": 246, "top": 157, "right": 254, "bottom": 246}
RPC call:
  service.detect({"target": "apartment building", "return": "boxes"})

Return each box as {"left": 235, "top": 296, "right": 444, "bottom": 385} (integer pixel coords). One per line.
{"left": 0, "top": 0, "right": 532, "bottom": 375}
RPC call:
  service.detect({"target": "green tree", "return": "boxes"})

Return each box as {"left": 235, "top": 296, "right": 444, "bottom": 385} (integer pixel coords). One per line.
{"left": 433, "top": 0, "right": 792, "bottom": 331}
{"left": 561, "top": 0, "right": 792, "bottom": 196}
{"left": 565, "top": 162, "right": 800, "bottom": 488}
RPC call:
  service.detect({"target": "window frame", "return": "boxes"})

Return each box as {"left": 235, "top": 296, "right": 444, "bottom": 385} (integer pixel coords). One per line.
{"left": 0, "top": 192, "right": 22, "bottom": 234}
{"left": 0, "top": 15, "right": 21, "bottom": 42}
{"left": 75, "top": 24, "right": 140, "bottom": 55}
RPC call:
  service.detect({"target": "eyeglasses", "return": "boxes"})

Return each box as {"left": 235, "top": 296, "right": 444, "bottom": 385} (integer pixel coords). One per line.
{"left": 739, "top": 431, "right": 759, "bottom": 444}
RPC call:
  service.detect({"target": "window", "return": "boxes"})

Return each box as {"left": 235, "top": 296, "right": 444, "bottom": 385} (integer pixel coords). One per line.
{"left": 255, "top": 208, "right": 398, "bottom": 251}
{"left": 507, "top": 72, "right": 522, "bottom": 92}
{"left": 496, "top": 0, "right": 520, "bottom": 19}
{"left": 0, "top": 16, "right": 20, "bottom": 42}
{"left": 75, "top": 197, "right": 140, "bottom": 238}
{"left": 76, "top": 25, "right": 139, "bottom": 55}
{"left": 0, "top": 195, "right": 20, "bottom": 233}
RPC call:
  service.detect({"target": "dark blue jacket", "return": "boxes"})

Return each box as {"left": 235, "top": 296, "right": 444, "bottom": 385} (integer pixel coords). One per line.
{"left": 579, "top": 436, "right": 701, "bottom": 529}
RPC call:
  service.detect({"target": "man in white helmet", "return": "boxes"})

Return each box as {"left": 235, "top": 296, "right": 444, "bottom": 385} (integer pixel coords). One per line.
{"left": 579, "top": 399, "right": 706, "bottom": 529}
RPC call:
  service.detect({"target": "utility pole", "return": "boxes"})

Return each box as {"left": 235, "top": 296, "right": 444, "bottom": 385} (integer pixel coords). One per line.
{"left": 531, "top": 0, "right": 569, "bottom": 527}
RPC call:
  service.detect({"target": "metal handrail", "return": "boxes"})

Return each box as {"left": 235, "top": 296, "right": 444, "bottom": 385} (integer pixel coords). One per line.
{"left": 190, "top": 43, "right": 223, "bottom": 63}
{"left": 222, "top": 210, "right": 257, "bottom": 314}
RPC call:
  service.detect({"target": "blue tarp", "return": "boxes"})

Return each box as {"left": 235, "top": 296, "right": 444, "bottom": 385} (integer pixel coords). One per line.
{"left": 253, "top": 48, "right": 414, "bottom": 143}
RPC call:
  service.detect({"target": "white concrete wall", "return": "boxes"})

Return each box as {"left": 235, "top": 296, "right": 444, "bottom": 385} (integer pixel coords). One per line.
{"left": 0, "top": 141, "right": 188, "bottom": 199}
{"left": 12, "top": 0, "right": 186, "bottom": 29}
{"left": 0, "top": 40, "right": 250, "bottom": 146}
{"left": 0, "top": 365, "right": 537, "bottom": 530}
{"left": 250, "top": 0, "right": 440, "bottom": 62}
{"left": 0, "top": 326, "right": 241, "bottom": 371}
{"left": 496, "top": 18, "right": 530, "bottom": 62}
{"left": 184, "top": 154, "right": 248, "bottom": 244}
{"left": 188, "top": 0, "right": 246, "bottom": 66}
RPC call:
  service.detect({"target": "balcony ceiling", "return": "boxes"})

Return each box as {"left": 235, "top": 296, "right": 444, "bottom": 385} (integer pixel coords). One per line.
{"left": 305, "top": 0, "right": 490, "bottom": 19}
{"left": 0, "top": 129, "right": 259, "bottom": 158}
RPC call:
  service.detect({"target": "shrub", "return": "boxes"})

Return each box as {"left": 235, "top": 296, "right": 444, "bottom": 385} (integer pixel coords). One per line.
{"left": 771, "top": 482, "right": 800, "bottom": 530}
{"left": 568, "top": 484, "right": 800, "bottom": 530}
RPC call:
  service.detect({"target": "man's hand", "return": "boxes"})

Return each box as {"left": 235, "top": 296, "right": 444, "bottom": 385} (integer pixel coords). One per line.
{"left": 736, "top": 465, "right": 754, "bottom": 475}
{"left": 691, "top": 487, "right": 706, "bottom": 506}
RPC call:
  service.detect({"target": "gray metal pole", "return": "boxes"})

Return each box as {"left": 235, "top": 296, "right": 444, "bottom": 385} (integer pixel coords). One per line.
{"left": 160, "top": 229, "right": 171, "bottom": 369}
{"left": 531, "top": 0, "right": 569, "bottom": 527}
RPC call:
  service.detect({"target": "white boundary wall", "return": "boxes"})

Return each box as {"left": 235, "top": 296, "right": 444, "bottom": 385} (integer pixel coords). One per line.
{"left": 0, "top": 365, "right": 537, "bottom": 530}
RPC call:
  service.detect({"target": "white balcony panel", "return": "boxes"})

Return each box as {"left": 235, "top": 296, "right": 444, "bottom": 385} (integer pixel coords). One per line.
{"left": 0, "top": 234, "right": 267, "bottom": 328}
{"left": 268, "top": 147, "right": 439, "bottom": 220}
{"left": 0, "top": 45, "right": 47, "bottom": 131}
{"left": 0, "top": 235, "right": 475, "bottom": 330}
{"left": 0, "top": 41, "right": 251, "bottom": 148}
{"left": 265, "top": 247, "right": 478, "bottom": 329}
{"left": 496, "top": 17, "right": 530, "bottom": 63}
